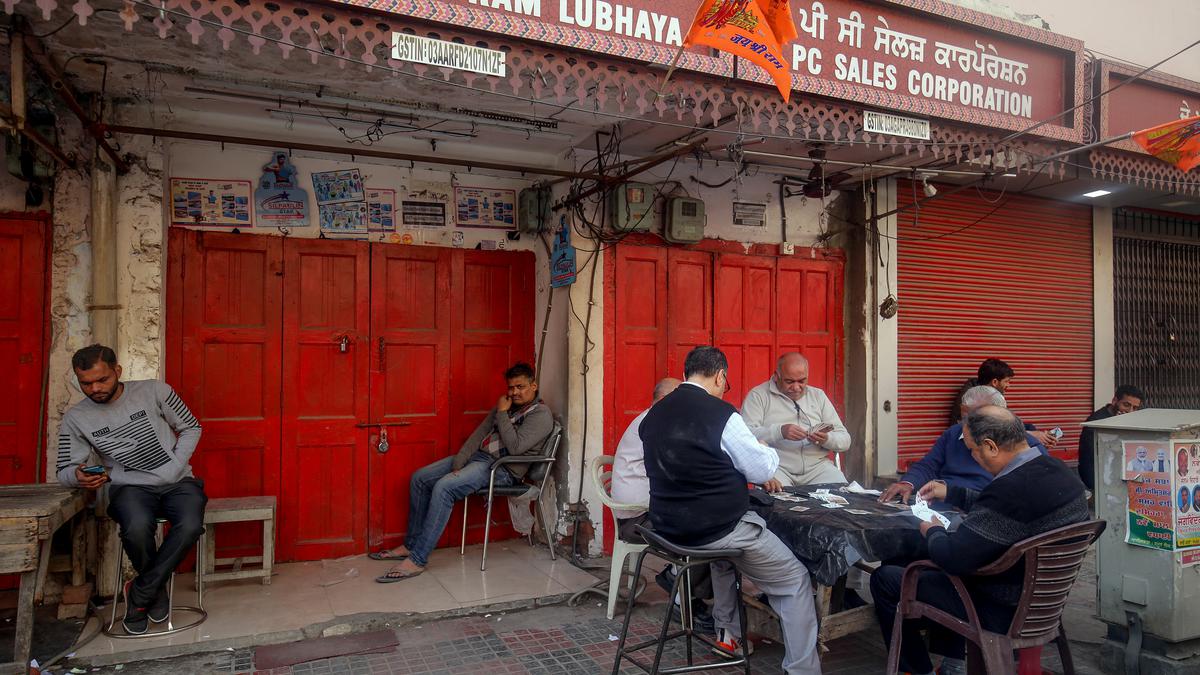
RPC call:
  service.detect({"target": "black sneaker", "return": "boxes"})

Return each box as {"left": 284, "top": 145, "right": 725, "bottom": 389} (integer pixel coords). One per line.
{"left": 148, "top": 585, "right": 171, "bottom": 624}
{"left": 121, "top": 580, "right": 149, "bottom": 635}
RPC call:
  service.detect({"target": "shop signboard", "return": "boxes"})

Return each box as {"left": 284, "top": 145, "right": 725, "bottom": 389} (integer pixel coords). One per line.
{"left": 1122, "top": 439, "right": 1200, "bottom": 552}
{"left": 1096, "top": 59, "right": 1200, "bottom": 156}
{"left": 343, "top": 0, "right": 1084, "bottom": 138}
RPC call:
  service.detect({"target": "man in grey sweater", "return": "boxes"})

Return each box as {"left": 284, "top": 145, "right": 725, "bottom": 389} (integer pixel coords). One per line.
{"left": 56, "top": 344, "right": 206, "bottom": 635}
{"left": 372, "top": 362, "right": 554, "bottom": 582}
{"left": 741, "top": 353, "right": 851, "bottom": 487}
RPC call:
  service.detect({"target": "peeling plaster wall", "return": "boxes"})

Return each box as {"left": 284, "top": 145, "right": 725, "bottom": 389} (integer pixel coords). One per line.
{"left": 44, "top": 125, "right": 93, "bottom": 480}
{"left": 114, "top": 134, "right": 167, "bottom": 382}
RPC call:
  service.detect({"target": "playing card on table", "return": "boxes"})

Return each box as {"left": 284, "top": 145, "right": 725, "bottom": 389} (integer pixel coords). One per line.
{"left": 789, "top": 505, "right": 810, "bottom": 512}
{"left": 820, "top": 503, "right": 843, "bottom": 509}
{"left": 846, "top": 509, "right": 870, "bottom": 515}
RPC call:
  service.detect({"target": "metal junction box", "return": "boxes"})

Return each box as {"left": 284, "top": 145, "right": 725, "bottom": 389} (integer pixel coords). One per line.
{"left": 1084, "top": 409, "right": 1200, "bottom": 669}
{"left": 664, "top": 197, "right": 705, "bottom": 244}
{"left": 609, "top": 182, "right": 658, "bottom": 233}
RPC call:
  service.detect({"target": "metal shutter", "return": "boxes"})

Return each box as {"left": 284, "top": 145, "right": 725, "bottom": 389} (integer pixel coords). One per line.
{"left": 1114, "top": 209, "right": 1200, "bottom": 409}
{"left": 895, "top": 183, "right": 1094, "bottom": 468}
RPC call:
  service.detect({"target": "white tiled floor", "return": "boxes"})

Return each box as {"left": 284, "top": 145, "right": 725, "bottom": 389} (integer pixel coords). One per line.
{"left": 76, "top": 540, "right": 598, "bottom": 658}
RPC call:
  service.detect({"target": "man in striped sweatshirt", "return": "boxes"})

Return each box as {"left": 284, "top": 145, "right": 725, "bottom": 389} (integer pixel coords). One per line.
{"left": 56, "top": 344, "right": 206, "bottom": 635}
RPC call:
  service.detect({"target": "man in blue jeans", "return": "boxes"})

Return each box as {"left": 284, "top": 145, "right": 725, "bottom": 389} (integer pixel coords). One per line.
{"left": 56, "top": 344, "right": 207, "bottom": 635}
{"left": 372, "top": 362, "right": 554, "bottom": 581}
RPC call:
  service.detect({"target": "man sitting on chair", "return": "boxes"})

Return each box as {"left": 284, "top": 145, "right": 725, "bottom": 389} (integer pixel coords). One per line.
{"left": 871, "top": 406, "right": 1088, "bottom": 675}
{"left": 372, "top": 362, "right": 553, "bottom": 582}
{"left": 55, "top": 344, "right": 207, "bottom": 635}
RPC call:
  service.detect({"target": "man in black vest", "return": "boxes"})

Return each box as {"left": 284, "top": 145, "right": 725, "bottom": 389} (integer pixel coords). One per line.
{"left": 642, "top": 346, "right": 822, "bottom": 674}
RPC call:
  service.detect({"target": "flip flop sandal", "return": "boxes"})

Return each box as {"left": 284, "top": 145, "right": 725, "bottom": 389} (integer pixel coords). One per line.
{"left": 375, "top": 567, "right": 424, "bottom": 583}
{"left": 368, "top": 550, "right": 408, "bottom": 561}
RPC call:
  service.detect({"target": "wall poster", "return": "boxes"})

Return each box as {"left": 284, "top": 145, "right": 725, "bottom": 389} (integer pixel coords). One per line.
{"left": 1124, "top": 440, "right": 1174, "bottom": 551}
{"left": 455, "top": 186, "right": 516, "bottom": 229}
{"left": 366, "top": 188, "right": 397, "bottom": 232}
{"left": 170, "top": 178, "right": 253, "bottom": 227}
{"left": 255, "top": 150, "right": 309, "bottom": 226}
{"left": 313, "top": 169, "right": 368, "bottom": 235}
{"left": 1174, "top": 441, "right": 1200, "bottom": 550}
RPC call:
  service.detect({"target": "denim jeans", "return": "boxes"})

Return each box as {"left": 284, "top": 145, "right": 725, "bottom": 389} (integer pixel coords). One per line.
{"left": 107, "top": 478, "right": 208, "bottom": 607}
{"left": 405, "top": 451, "right": 515, "bottom": 566}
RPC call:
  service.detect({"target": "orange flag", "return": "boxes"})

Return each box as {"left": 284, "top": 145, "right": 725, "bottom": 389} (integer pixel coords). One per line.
{"left": 1132, "top": 115, "right": 1200, "bottom": 173}
{"left": 759, "top": 0, "right": 798, "bottom": 46}
{"left": 684, "top": 0, "right": 794, "bottom": 102}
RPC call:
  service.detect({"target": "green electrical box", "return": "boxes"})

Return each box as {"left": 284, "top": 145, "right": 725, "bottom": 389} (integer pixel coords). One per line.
{"left": 664, "top": 197, "right": 705, "bottom": 244}
{"left": 609, "top": 182, "right": 659, "bottom": 233}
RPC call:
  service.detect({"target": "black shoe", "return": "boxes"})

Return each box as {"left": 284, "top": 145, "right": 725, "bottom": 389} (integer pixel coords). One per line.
{"left": 148, "top": 585, "right": 171, "bottom": 624}
{"left": 121, "top": 580, "right": 149, "bottom": 635}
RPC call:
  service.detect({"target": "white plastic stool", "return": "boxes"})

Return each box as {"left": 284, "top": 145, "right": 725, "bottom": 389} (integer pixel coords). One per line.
{"left": 103, "top": 519, "right": 207, "bottom": 638}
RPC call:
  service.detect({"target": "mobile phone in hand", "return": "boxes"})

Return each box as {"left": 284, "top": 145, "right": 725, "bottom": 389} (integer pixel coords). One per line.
{"left": 82, "top": 465, "right": 106, "bottom": 475}
{"left": 1050, "top": 427, "right": 1064, "bottom": 441}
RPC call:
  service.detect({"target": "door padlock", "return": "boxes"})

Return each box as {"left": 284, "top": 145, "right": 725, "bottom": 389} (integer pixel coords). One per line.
{"left": 377, "top": 427, "right": 390, "bottom": 454}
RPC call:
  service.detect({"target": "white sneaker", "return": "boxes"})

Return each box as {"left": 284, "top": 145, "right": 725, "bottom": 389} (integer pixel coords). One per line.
{"left": 712, "top": 628, "right": 753, "bottom": 657}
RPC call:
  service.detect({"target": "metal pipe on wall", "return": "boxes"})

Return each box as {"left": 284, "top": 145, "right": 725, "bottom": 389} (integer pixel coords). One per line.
{"left": 90, "top": 160, "right": 119, "bottom": 350}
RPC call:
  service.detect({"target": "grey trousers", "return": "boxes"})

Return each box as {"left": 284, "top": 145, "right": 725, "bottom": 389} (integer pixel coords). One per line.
{"left": 700, "top": 512, "right": 822, "bottom": 675}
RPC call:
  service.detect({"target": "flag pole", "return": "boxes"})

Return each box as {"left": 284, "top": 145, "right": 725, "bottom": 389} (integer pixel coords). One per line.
{"left": 653, "top": 44, "right": 687, "bottom": 100}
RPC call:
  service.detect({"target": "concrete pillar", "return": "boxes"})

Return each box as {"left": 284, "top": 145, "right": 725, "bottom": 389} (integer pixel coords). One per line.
{"left": 873, "top": 178, "right": 900, "bottom": 478}
{"left": 1093, "top": 206, "right": 1115, "bottom": 407}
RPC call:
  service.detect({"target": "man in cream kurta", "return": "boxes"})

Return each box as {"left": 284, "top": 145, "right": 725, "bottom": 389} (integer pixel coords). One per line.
{"left": 741, "top": 353, "right": 851, "bottom": 486}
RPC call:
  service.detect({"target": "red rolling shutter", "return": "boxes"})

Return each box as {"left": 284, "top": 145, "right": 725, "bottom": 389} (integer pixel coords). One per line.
{"left": 896, "top": 184, "right": 1093, "bottom": 468}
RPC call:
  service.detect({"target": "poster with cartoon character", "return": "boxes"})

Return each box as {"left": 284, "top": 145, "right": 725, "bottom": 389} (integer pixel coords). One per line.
{"left": 254, "top": 150, "right": 309, "bottom": 226}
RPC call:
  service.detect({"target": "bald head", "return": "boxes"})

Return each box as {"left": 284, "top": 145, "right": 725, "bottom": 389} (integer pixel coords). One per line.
{"left": 774, "top": 353, "right": 810, "bottom": 400}
{"left": 963, "top": 405, "right": 1031, "bottom": 476}
{"left": 653, "top": 378, "right": 682, "bottom": 403}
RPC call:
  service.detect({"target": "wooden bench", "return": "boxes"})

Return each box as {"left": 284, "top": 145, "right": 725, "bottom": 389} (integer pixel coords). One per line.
{"left": 201, "top": 496, "right": 275, "bottom": 586}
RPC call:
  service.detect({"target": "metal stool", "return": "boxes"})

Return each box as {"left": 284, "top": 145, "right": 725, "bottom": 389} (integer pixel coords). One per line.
{"left": 103, "top": 519, "right": 207, "bottom": 638}
{"left": 612, "top": 525, "right": 751, "bottom": 675}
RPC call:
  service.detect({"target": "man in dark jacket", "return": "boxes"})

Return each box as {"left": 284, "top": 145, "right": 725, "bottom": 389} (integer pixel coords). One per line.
{"left": 871, "top": 406, "right": 1089, "bottom": 675}
{"left": 642, "top": 346, "right": 821, "bottom": 674}
{"left": 372, "top": 362, "right": 553, "bottom": 582}
{"left": 1078, "top": 385, "right": 1144, "bottom": 491}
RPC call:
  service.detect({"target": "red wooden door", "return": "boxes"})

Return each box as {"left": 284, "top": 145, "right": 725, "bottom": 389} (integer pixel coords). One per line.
{"left": 452, "top": 250, "right": 537, "bottom": 546}
{"left": 0, "top": 213, "right": 48, "bottom": 485}
{"left": 280, "top": 238, "right": 371, "bottom": 561}
{"left": 170, "top": 230, "right": 283, "bottom": 559}
{"left": 776, "top": 258, "right": 845, "bottom": 410}
{"left": 715, "top": 253, "right": 776, "bottom": 405}
{"left": 666, "top": 249, "right": 713, "bottom": 382}
{"left": 368, "top": 245, "right": 453, "bottom": 551}
{"left": 608, "top": 245, "right": 668, "bottom": 446}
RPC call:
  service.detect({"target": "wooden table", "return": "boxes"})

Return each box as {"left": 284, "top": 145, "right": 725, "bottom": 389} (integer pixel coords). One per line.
{"left": 0, "top": 484, "right": 86, "bottom": 674}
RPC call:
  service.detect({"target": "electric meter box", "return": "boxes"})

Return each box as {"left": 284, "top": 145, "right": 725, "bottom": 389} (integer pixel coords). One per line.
{"left": 1083, "top": 409, "right": 1200, "bottom": 672}
{"left": 518, "top": 186, "right": 552, "bottom": 233}
{"left": 610, "top": 182, "right": 658, "bottom": 233}
{"left": 664, "top": 197, "right": 705, "bottom": 244}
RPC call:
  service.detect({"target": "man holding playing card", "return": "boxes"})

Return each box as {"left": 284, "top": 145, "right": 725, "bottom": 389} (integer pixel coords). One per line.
{"left": 869, "top": 406, "right": 1088, "bottom": 675}
{"left": 741, "top": 353, "right": 851, "bottom": 488}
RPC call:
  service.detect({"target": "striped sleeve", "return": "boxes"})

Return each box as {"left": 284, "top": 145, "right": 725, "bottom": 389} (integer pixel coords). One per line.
{"left": 158, "top": 382, "right": 202, "bottom": 465}
{"left": 54, "top": 415, "right": 91, "bottom": 487}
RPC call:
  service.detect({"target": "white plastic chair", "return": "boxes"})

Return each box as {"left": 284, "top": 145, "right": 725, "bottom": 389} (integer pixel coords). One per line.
{"left": 590, "top": 454, "right": 649, "bottom": 620}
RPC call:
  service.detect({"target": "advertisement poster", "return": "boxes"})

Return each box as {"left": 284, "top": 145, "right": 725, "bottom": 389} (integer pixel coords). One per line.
{"left": 366, "top": 188, "right": 396, "bottom": 232}
{"left": 170, "top": 178, "right": 253, "bottom": 227}
{"left": 550, "top": 217, "right": 576, "bottom": 288}
{"left": 1174, "top": 441, "right": 1200, "bottom": 549}
{"left": 1124, "top": 440, "right": 1174, "bottom": 551}
{"left": 319, "top": 202, "right": 369, "bottom": 235}
{"left": 312, "top": 169, "right": 365, "bottom": 204}
{"left": 255, "top": 150, "right": 309, "bottom": 226}
{"left": 455, "top": 186, "right": 516, "bottom": 229}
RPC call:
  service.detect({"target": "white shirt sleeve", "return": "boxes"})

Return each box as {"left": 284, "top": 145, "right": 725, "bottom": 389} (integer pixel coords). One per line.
{"left": 720, "top": 412, "right": 780, "bottom": 484}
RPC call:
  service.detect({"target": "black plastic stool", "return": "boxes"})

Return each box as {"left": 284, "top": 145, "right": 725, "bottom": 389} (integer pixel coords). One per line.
{"left": 611, "top": 524, "right": 751, "bottom": 675}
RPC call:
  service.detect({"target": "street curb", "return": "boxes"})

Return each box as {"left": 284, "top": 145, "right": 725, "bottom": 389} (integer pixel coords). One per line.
{"left": 68, "top": 591, "right": 576, "bottom": 668}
